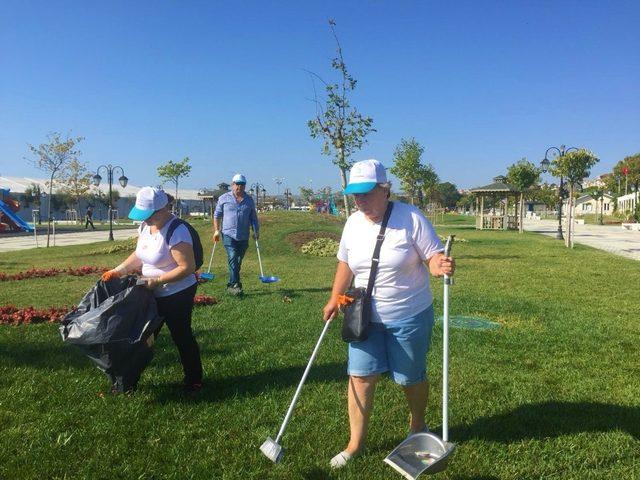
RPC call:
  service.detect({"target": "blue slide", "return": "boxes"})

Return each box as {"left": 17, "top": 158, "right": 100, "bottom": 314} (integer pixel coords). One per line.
{"left": 0, "top": 199, "right": 34, "bottom": 232}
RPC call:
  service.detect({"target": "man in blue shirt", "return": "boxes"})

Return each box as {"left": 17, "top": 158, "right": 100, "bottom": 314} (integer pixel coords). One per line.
{"left": 213, "top": 174, "right": 259, "bottom": 295}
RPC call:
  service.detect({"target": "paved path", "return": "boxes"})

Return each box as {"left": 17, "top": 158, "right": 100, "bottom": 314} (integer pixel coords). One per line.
{"left": 523, "top": 219, "right": 640, "bottom": 261}
{"left": 0, "top": 229, "right": 138, "bottom": 252}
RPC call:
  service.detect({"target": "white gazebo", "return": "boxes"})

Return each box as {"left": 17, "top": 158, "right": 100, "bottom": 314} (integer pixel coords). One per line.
{"left": 470, "top": 181, "right": 521, "bottom": 230}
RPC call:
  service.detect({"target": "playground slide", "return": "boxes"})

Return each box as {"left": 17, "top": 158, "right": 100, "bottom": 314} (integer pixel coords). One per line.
{"left": 0, "top": 199, "right": 34, "bottom": 232}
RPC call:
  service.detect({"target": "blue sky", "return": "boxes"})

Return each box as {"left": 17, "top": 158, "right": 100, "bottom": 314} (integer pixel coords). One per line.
{"left": 1, "top": 1, "right": 638, "bottom": 194}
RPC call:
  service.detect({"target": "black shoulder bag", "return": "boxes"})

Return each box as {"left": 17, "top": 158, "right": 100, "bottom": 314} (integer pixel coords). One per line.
{"left": 341, "top": 202, "right": 394, "bottom": 343}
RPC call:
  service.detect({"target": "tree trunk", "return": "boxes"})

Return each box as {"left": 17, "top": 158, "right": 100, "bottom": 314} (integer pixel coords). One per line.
{"left": 567, "top": 187, "right": 574, "bottom": 248}
{"left": 339, "top": 166, "right": 351, "bottom": 217}
{"left": 175, "top": 182, "right": 179, "bottom": 218}
{"left": 564, "top": 192, "right": 570, "bottom": 248}
{"left": 46, "top": 174, "right": 54, "bottom": 248}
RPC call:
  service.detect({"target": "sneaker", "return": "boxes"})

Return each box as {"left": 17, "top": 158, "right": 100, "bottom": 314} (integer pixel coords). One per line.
{"left": 330, "top": 451, "right": 353, "bottom": 469}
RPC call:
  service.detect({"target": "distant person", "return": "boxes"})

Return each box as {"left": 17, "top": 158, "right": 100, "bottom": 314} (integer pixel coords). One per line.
{"left": 213, "top": 174, "right": 259, "bottom": 295}
{"left": 322, "top": 159, "right": 455, "bottom": 469}
{"left": 84, "top": 206, "right": 95, "bottom": 230}
{"left": 102, "top": 187, "right": 203, "bottom": 393}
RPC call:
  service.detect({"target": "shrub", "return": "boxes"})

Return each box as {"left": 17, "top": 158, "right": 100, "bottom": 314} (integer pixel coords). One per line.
{"left": 90, "top": 237, "right": 137, "bottom": 255}
{"left": 301, "top": 238, "right": 340, "bottom": 257}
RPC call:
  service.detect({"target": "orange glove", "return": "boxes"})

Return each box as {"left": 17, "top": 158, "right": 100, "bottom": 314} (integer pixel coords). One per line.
{"left": 101, "top": 269, "right": 121, "bottom": 282}
{"left": 337, "top": 294, "right": 355, "bottom": 307}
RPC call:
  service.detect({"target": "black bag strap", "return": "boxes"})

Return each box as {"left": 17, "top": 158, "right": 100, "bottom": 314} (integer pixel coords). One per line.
{"left": 365, "top": 201, "right": 394, "bottom": 299}
{"left": 165, "top": 217, "right": 182, "bottom": 245}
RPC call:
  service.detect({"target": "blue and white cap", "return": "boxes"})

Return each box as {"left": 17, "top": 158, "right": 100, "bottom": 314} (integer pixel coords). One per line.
{"left": 343, "top": 159, "right": 387, "bottom": 194}
{"left": 128, "top": 187, "right": 168, "bottom": 221}
{"left": 231, "top": 173, "right": 247, "bottom": 185}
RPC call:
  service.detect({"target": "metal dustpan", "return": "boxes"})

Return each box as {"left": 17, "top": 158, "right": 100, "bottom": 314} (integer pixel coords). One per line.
{"left": 385, "top": 235, "right": 457, "bottom": 479}
{"left": 255, "top": 239, "right": 280, "bottom": 283}
{"left": 384, "top": 433, "right": 455, "bottom": 479}
{"left": 259, "top": 275, "right": 280, "bottom": 283}
{"left": 200, "top": 242, "right": 218, "bottom": 281}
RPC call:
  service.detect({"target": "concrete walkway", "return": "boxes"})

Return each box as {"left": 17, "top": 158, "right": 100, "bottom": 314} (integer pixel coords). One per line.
{"left": 0, "top": 229, "right": 138, "bottom": 252}
{"left": 523, "top": 219, "right": 640, "bottom": 261}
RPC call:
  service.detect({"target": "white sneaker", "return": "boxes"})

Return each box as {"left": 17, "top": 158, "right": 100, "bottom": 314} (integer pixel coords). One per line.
{"left": 329, "top": 451, "right": 353, "bottom": 469}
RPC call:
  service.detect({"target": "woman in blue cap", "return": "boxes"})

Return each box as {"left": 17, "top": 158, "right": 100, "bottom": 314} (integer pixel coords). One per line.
{"left": 322, "top": 160, "right": 455, "bottom": 468}
{"left": 102, "top": 187, "right": 203, "bottom": 393}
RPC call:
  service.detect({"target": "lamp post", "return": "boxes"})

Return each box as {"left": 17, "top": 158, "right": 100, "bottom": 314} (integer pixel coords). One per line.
{"left": 540, "top": 145, "right": 578, "bottom": 240}
{"left": 273, "top": 177, "right": 285, "bottom": 196}
{"left": 92, "top": 165, "right": 128, "bottom": 241}
{"left": 249, "top": 182, "right": 265, "bottom": 210}
{"left": 283, "top": 187, "right": 292, "bottom": 210}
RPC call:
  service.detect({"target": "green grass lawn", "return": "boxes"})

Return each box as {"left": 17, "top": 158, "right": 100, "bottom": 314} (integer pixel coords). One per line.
{"left": 575, "top": 214, "right": 623, "bottom": 225}
{"left": 1, "top": 211, "right": 638, "bottom": 479}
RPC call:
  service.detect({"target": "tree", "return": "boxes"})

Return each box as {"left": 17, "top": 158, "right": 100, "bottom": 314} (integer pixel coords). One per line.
{"left": 93, "top": 189, "right": 121, "bottom": 220}
{"left": 299, "top": 186, "right": 316, "bottom": 204}
{"left": 456, "top": 193, "right": 474, "bottom": 213}
{"left": 432, "top": 182, "right": 461, "bottom": 210}
{"left": 57, "top": 159, "right": 93, "bottom": 219}
{"left": 28, "top": 132, "right": 84, "bottom": 247}
{"left": 550, "top": 149, "right": 599, "bottom": 247}
{"left": 389, "top": 138, "right": 439, "bottom": 207}
{"left": 22, "top": 183, "right": 42, "bottom": 209}
{"left": 584, "top": 186, "right": 605, "bottom": 225}
{"left": 506, "top": 158, "right": 540, "bottom": 233}
{"left": 307, "top": 19, "right": 375, "bottom": 217}
{"left": 157, "top": 157, "right": 191, "bottom": 217}
{"left": 613, "top": 154, "right": 640, "bottom": 220}
{"left": 529, "top": 183, "right": 559, "bottom": 216}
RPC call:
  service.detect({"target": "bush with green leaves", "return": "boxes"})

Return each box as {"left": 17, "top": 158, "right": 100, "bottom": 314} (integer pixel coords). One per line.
{"left": 90, "top": 237, "right": 137, "bottom": 255}
{"left": 300, "top": 237, "right": 339, "bottom": 257}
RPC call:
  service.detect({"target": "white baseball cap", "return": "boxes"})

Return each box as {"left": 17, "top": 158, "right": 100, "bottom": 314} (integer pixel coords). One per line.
{"left": 231, "top": 173, "right": 247, "bottom": 185}
{"left": 343, "top": 159, "right": 387, "bottom": 194}
{"left": 128, "top": 187, "right": 169, "bottom": 221}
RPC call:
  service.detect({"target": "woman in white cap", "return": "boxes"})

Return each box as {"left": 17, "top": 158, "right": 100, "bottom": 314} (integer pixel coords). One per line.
{"left": 322, "top": 159, "right": 455, "bottom": 468}
{"left": 102, "top": 187, "right": 203, "bottom": 393}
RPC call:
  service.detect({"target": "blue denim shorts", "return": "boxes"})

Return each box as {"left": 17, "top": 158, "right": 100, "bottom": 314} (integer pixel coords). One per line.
{"left": 347, "top": 305, "right": 435, "bottom": 386}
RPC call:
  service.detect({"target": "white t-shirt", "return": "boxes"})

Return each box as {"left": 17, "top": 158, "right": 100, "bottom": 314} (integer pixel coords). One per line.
{"left": 136, "top": 216, "right": 197, "bottom": 298}
{"left": 337, "top": 202, "right": 444, "bottom": 323}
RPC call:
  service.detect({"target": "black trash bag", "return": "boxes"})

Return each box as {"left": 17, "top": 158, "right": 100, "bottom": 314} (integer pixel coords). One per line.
{"left": 60, "top": 276, "right": 163, "bottom": 392}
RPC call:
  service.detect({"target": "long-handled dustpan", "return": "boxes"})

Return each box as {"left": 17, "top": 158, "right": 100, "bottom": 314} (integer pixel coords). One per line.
{"left": 384, "top": 235, "right": 456, "bottom": 479}
{"left": 200, "top": 241, "right": 217, "bottom": 281}
{"left": 255, "top": 239, "right": 280, "bottom": 283}
{"left": 260, "top": 319, "right": 333, "bottom": 463}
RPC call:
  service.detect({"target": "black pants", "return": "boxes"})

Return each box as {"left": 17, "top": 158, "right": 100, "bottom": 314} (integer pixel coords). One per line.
{"left": 155, "top": 283, "right": 203, "bottom": 385}
{"left": 85, "top": 218, "right": 95, "bottom": 229}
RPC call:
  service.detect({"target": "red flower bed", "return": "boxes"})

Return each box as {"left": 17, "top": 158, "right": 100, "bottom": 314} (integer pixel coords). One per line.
{"left": 194, "top": 294, "right": 217, "bottom": 306}
{"left": 0, "top": 305, "right": 72, "bottom": 326}
{"left": 0, "top": 292, "right": 215, "bottom": 326}
{"left": 0, "top": 266, "right": 107, "bottom": 282}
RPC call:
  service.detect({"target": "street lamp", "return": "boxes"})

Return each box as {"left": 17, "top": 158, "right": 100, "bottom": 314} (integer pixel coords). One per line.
{"left": 273, "top": 177, "right": 285, "bottom": 196}
{"left": 249, "top": 182, "right": 265, "bottom": 210}
{"left": 92, "top": 164, "right": 128, "bottom": 241}
{"left": 540, "top": 145, "right": 578, "bottom": 240}
{"left": 283, "top": 187, "right": 292, "bottom": 210}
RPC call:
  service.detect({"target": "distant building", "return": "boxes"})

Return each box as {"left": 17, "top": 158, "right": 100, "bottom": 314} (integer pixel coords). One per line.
{"left": 617, "top": 191, "right": 638, "bottom": 216}
{"left": 573, "top": 193, "right": 615, "bottom": 216}
{"left": 582, "top": 175, "right": 607, "bottom": 189}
